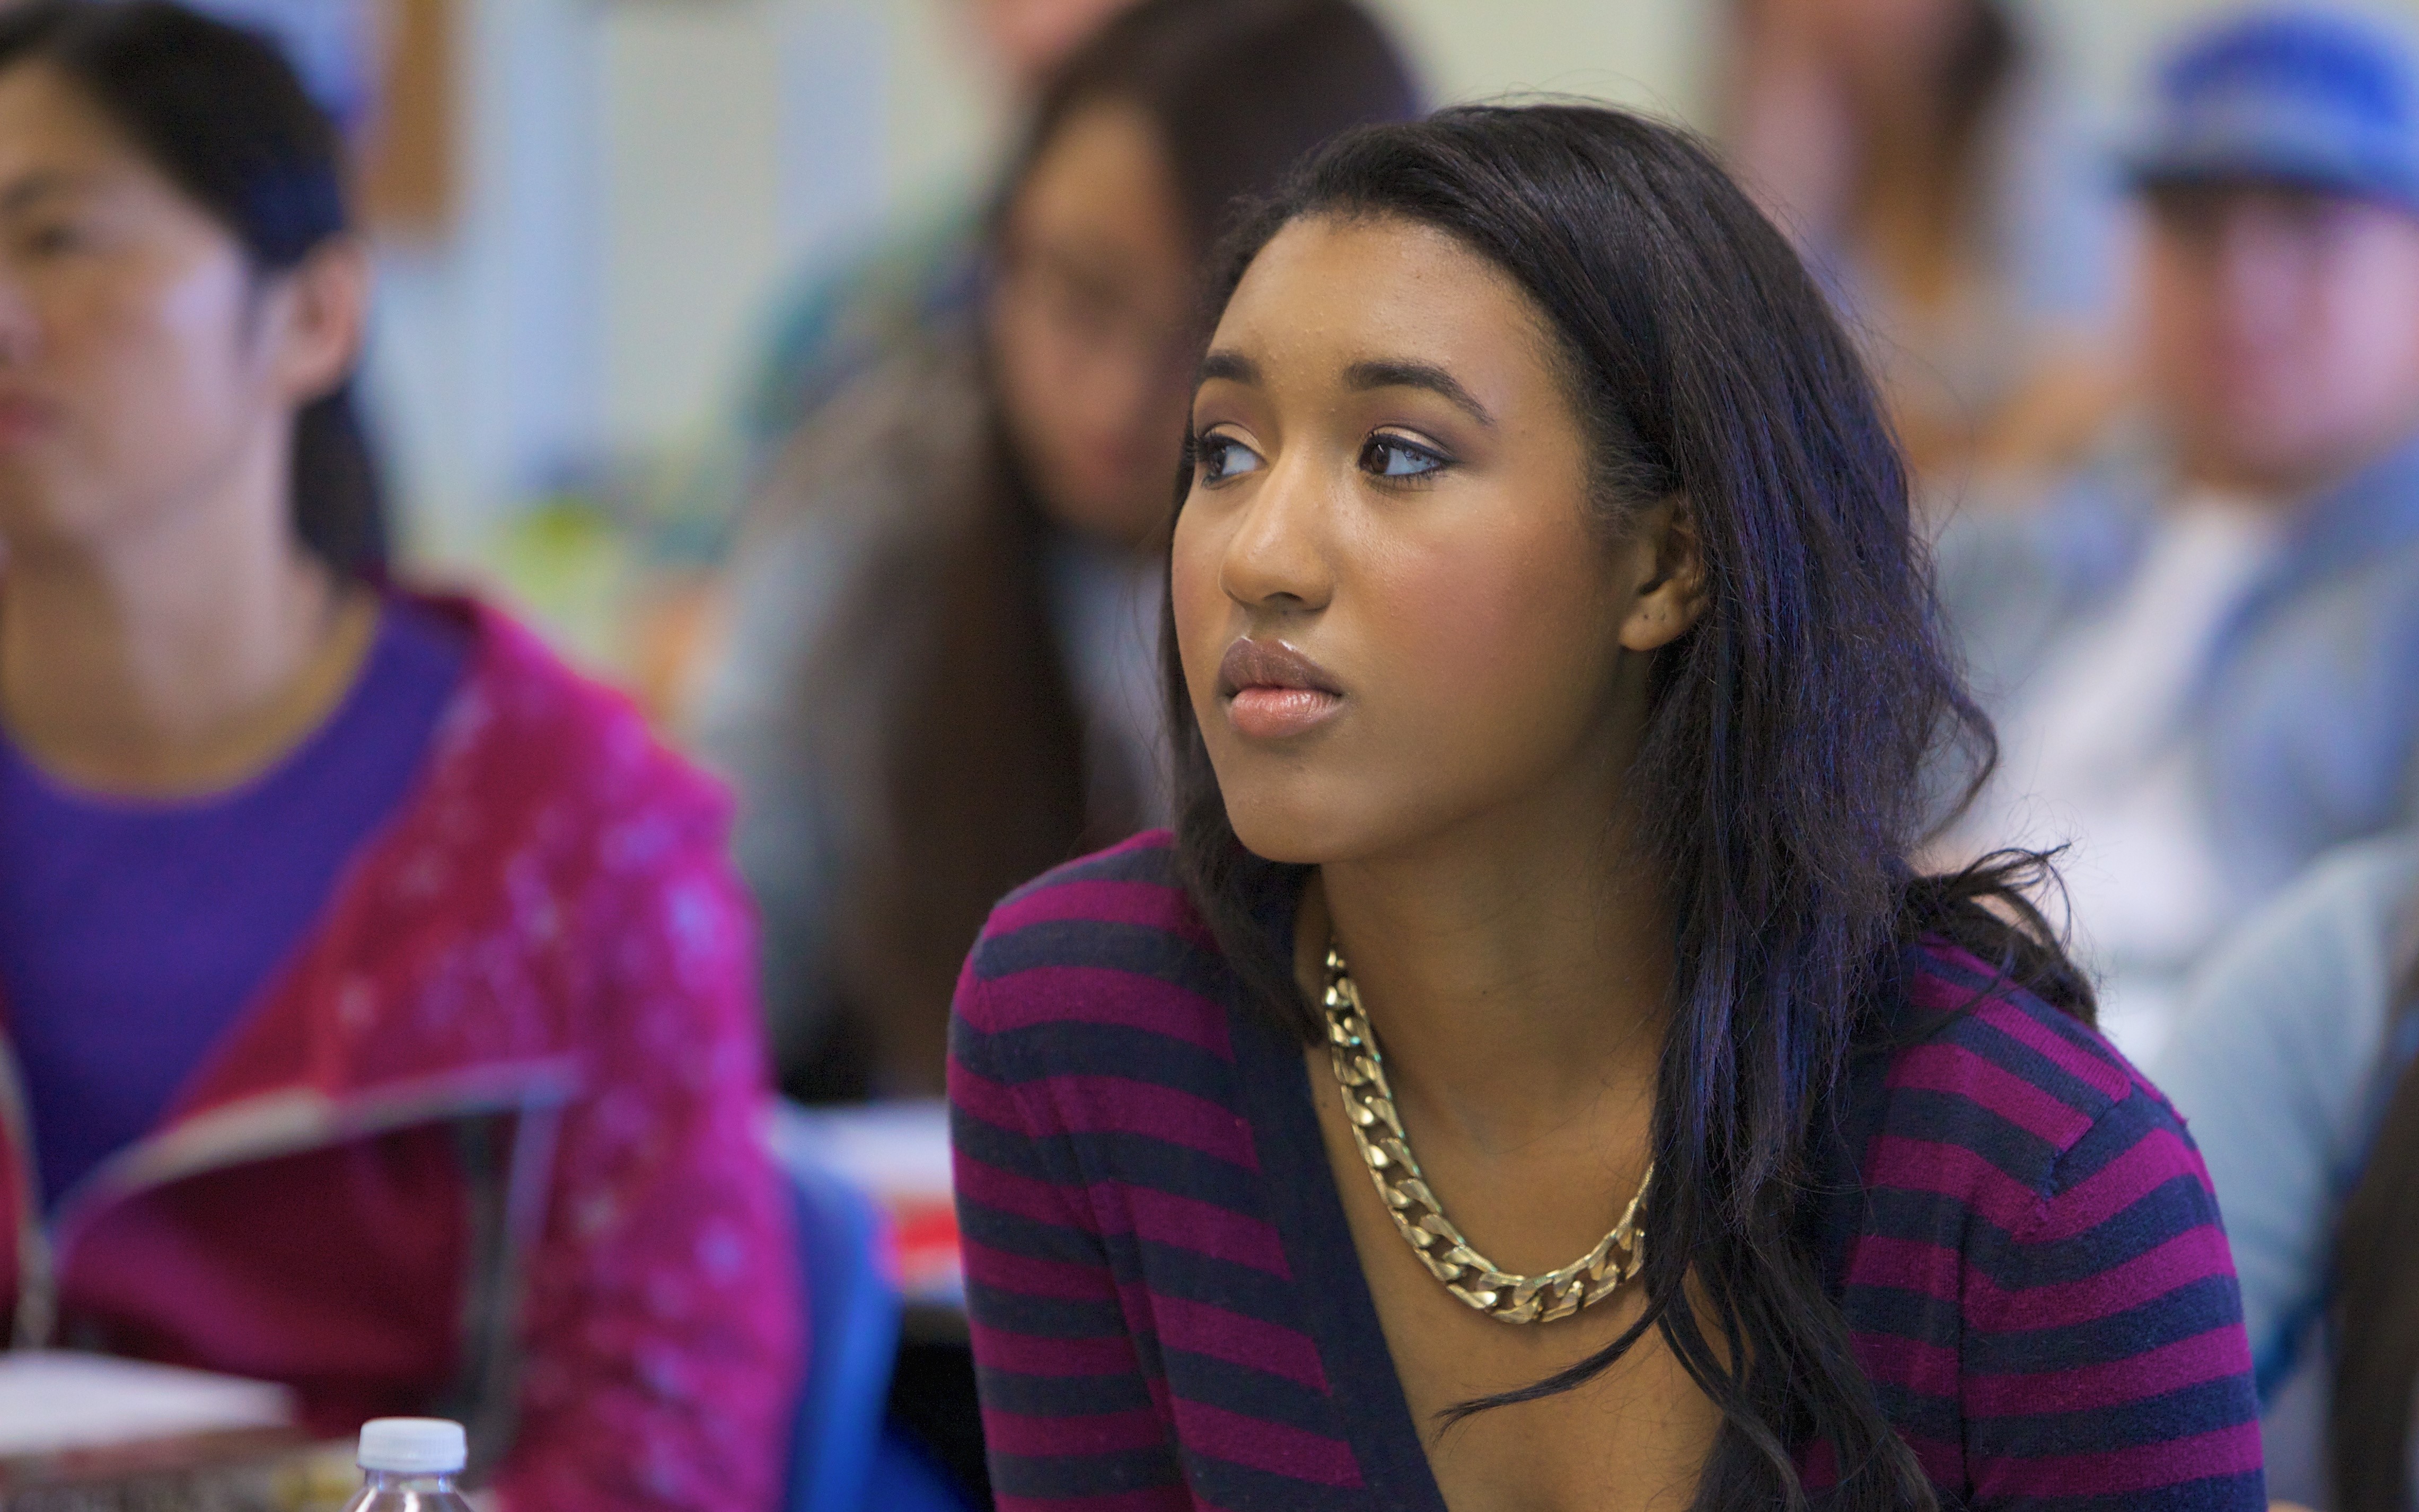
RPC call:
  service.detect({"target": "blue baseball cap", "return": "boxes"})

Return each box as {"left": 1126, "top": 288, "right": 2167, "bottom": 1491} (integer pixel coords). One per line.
{"left": 2130, "top": 6, "right": 2419, "bottom": 213}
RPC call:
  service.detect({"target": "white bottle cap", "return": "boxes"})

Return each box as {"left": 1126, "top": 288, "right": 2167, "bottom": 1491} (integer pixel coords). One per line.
{"left": 357, "top": 1417, "right": 467, "bottom": 1474}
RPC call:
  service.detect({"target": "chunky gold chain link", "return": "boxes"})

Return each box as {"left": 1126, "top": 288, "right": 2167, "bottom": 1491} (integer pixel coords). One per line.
{"left": 1323, "top": 942, "right": 1650, "bottom": 1325}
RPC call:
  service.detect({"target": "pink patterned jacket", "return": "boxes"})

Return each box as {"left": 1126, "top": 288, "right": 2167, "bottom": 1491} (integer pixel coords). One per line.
{"left": 0, "top": 597, "right": 803, "bottom": 1511}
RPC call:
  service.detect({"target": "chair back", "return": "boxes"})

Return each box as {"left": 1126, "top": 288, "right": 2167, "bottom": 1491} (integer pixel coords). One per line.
{"left": 771, "top": 1107, "right": 903, "bottom": 1512}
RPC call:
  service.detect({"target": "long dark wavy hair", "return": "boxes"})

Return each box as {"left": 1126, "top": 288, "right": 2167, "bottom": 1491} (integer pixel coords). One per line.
{"left": 1163, "top": 104, "right": 2089, "bottom": 1510}
{"left": 0, "top": 0, "right": 384, "bottom": 574}
{"left": 2331, "top": 901, "right": 2419, "bottom": 1512}
{"left": 799, "top": 0, "right": 1418, "bottom": 1097}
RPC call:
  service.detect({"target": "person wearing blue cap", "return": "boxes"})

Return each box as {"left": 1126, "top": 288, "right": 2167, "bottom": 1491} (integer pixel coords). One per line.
{"left": 2124, "top": 23, "right": 2419, "bottom": 1507}
{"left": 1932, "top": 4, "right": 2419, "bottom": 1065}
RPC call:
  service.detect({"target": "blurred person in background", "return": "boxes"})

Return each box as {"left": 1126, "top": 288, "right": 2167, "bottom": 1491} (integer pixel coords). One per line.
{"left": 1724, "top": 0, "right": 2125, "bottom": 497}
{"left": 1932, "top": 5, "right": 2419, "bottom": 1059}
{"left": 637, "top": 0, "right": 1167, "bottom": 733}
{"left": 698, "top": 0, "right": 1420, "bottom": 1101}
{"left": 2155, "top": 831, "right": 2419, "bottom": 1510}
{"left": 0, "top": 5, "right": 799, "bottom": 1507}
{"left": 731, "top": 0, "right": 1150, "bottom": 466}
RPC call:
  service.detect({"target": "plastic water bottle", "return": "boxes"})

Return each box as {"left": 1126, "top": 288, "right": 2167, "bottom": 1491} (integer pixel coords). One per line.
{"left": 339, "top": 1418, "right": 473, "bottom": 1511}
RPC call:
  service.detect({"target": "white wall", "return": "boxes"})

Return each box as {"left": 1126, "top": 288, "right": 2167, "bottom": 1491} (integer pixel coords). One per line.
{"left": 597, "top": 7, "right": 786, "bottom": 447}
{"left": 365, "top": 0, "right": 603, "bottom": 559}
{"left": 365, "top": 0, "right": 1001, "bottom": 555}
{"left": 365, "top": 0, "right": 2419, "bottom": 554}
{"left": 1375, "top": 0, "right": 1707, "bottom": 117}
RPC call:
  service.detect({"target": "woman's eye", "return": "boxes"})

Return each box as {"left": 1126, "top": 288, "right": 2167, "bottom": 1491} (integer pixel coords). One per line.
{"left": 1359, "top": 434, "right": 1447, "bottom": 480}
{"left": 22, "top": 223, "right": 87, "bottom": 257}
{"left": 1197, "top": 434, "right": 1262, "bottom": 483}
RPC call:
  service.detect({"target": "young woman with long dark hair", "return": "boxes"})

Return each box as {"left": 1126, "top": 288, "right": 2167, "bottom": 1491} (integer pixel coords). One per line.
{"left": 948, "top": 104, "right": 2262, "bottom": 1509}
{"left": 0, "top": 5, "right": 797, "bottom": 1505}
{"left": 699, "top": 0, "right": 1418, "bottom": 1099}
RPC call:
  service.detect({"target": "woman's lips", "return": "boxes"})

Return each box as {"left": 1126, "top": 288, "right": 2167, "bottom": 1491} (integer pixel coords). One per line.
{"left": 1229, "top": 686, "right": 1344, "bottom": 739}
{"left": 1217, "top": 638, "right": 1344, "bottom": 740}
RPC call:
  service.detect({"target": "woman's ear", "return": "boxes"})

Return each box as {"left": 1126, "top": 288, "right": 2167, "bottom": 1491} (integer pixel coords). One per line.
{"left": 1617, "top": 495, "right": 1708, "bottom": 652}
{"left": 265, "top": 235, "right": 371, "bottom": 406}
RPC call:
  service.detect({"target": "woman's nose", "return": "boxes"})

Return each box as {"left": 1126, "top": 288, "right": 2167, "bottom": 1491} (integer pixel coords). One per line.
{"left": 0, "top": 275, "right": 40, "bottom": 368}
{"left": 1219, "top": 450, "right": 1334, "bottom": 614}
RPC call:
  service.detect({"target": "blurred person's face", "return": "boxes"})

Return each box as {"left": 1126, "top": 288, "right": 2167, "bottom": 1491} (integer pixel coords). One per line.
{"left": 2144, "top": 183, "right": 2419, "bottom": 496}
{"left": 968, "top": 0, "right": 1141, "bottom": 93}
{"left": 1753, "top": 0, "right": 1978, "bottom": 102}
{"left": 1171, "top": 214, "right": 1701, "bottom": 865}
{"left": 989, "top": 98, "right": 1195, "bottom": 547}
{"left": 0, "top": 63, "right": 359, "bottom": 563}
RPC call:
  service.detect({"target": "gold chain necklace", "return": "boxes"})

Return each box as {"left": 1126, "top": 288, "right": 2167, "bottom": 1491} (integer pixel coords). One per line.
{"left": 1322, "top": 940, "right": 1651, "bottom": 1325}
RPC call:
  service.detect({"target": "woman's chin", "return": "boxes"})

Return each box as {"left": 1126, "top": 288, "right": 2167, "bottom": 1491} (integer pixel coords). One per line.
{"left": 1224, "top": 794, "right": 1387, "bottom": 869}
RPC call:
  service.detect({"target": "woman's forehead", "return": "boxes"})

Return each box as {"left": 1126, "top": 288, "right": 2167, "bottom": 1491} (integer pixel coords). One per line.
{"left": 1206, "top": 215, "right": 1555, "bottom": 395}
{"left": 0, "top": 64, "right": 110, "bottom": 162}
{"left": 0, "top": 63, "right": 168, "bottom": 208}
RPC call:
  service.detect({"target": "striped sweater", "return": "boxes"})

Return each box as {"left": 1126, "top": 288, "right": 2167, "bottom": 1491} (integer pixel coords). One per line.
{"left": 949, "top": 834, "right": 2264, "bottom": 1509}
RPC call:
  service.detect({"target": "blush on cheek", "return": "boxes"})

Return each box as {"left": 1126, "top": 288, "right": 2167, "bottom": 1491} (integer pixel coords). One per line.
{"left": 1362, "top": 535, "right": 1596, "bottom": 724}
{"left": 151, "top": 243, "right": 254, "bottom": 355}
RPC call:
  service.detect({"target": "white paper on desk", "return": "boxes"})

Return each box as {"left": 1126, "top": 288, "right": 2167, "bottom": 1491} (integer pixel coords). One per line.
{"left": 0, "top": 1351, "right": 294, "bottom": 1457}
{"left": 773, "top": 1099, "right": 952, "bottom": 1201}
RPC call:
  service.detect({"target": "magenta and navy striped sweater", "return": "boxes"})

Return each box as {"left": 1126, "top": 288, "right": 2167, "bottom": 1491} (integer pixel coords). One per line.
{"left": 948, "top": 834, "right": 2264, "bottom": 1509}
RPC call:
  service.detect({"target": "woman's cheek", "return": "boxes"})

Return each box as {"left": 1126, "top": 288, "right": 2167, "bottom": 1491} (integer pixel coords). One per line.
{"left": 1359, "top": 535, "right": 1550, "bottom": 728}
{"left": 1168, "top": 502, "right": 1228, "bottom": 714}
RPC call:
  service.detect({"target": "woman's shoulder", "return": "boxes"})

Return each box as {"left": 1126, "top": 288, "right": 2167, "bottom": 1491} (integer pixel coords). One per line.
{"left": 745, "top": 324, "right": 991, "bottom": 551}
{"left": 286, "top": 597, "right": 757, "bottom": 1084}
{"left": 413, "top": 592, "right": 733, "bottom": 853}
{"left": 1843, "top": 944, "right": 2263, "bottom": 1493}
{"left": 2166, "top": 831, "right": 2419, "bottom": 1095}
{"left": 954, "top": 832, "right": 1243, "bottom": 1069}
{"left": 2157, "top": 833, "right": 2419, "bottom": 1387}
{"left": 1869, "top": 942, "right": 2198, "bottom": 1210}
{"left": 698, "top": 330, "right": 996, "bottom": 760}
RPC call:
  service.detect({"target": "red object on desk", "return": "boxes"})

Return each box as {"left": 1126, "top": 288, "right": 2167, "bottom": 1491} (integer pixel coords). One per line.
{"left": 890, "top": 1198, "right": 963, "bottom": 1304}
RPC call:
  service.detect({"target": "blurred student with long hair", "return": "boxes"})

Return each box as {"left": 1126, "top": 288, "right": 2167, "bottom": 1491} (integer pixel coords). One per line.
{"left": 1725, "top": 0, "right": 2122, "bottom": 493}
{"left": 949, "top": 102, "right": 2260, "bottom": 1509}
{"left": 699, "top": 0, "right": 1420, "bottom": 1099}
{"left": 0, "top": 5, "right": 798, "bottom": 1506}
{"left": 734, "top": 0, "right": 1148, "bottom": 458}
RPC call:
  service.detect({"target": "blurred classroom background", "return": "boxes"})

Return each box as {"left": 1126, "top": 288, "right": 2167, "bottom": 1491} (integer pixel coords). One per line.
{"left": 18, "top": 0, "right": 2419, "bottom": 1505}
{"left": 336, "top": 0, "right": 2282, "bottom": 702}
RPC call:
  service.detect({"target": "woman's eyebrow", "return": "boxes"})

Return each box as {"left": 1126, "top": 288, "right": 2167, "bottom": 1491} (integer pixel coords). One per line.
{"left": 0, "top": 170, "right": 90, "bottom": 216}
{"left": 1197, "top": 349, "right": 1261, "bottom": 388}
{"left": 1344, "top": 359, "right": 1496, "bottom": 427}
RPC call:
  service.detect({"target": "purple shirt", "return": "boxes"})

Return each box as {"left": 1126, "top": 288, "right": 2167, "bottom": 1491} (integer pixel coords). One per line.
{"left": 0, "top": 599, "right": 468, "bottom": 1209}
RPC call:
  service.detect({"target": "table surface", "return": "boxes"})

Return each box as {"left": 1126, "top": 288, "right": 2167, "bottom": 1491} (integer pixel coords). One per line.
{"left": 12, "top": 1103, "right": 967, "bottom": 1508}
{"left": 1, "top": 1440, "right": 357, "bottom": 1512}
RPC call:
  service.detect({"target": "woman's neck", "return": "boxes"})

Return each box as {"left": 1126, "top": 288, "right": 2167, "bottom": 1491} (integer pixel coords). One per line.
{"left": 1301, "top": 793, "right": 1672, "bottom": 1157}
{"left": 0, "top": 492, "right": 374, "bottom": 797}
